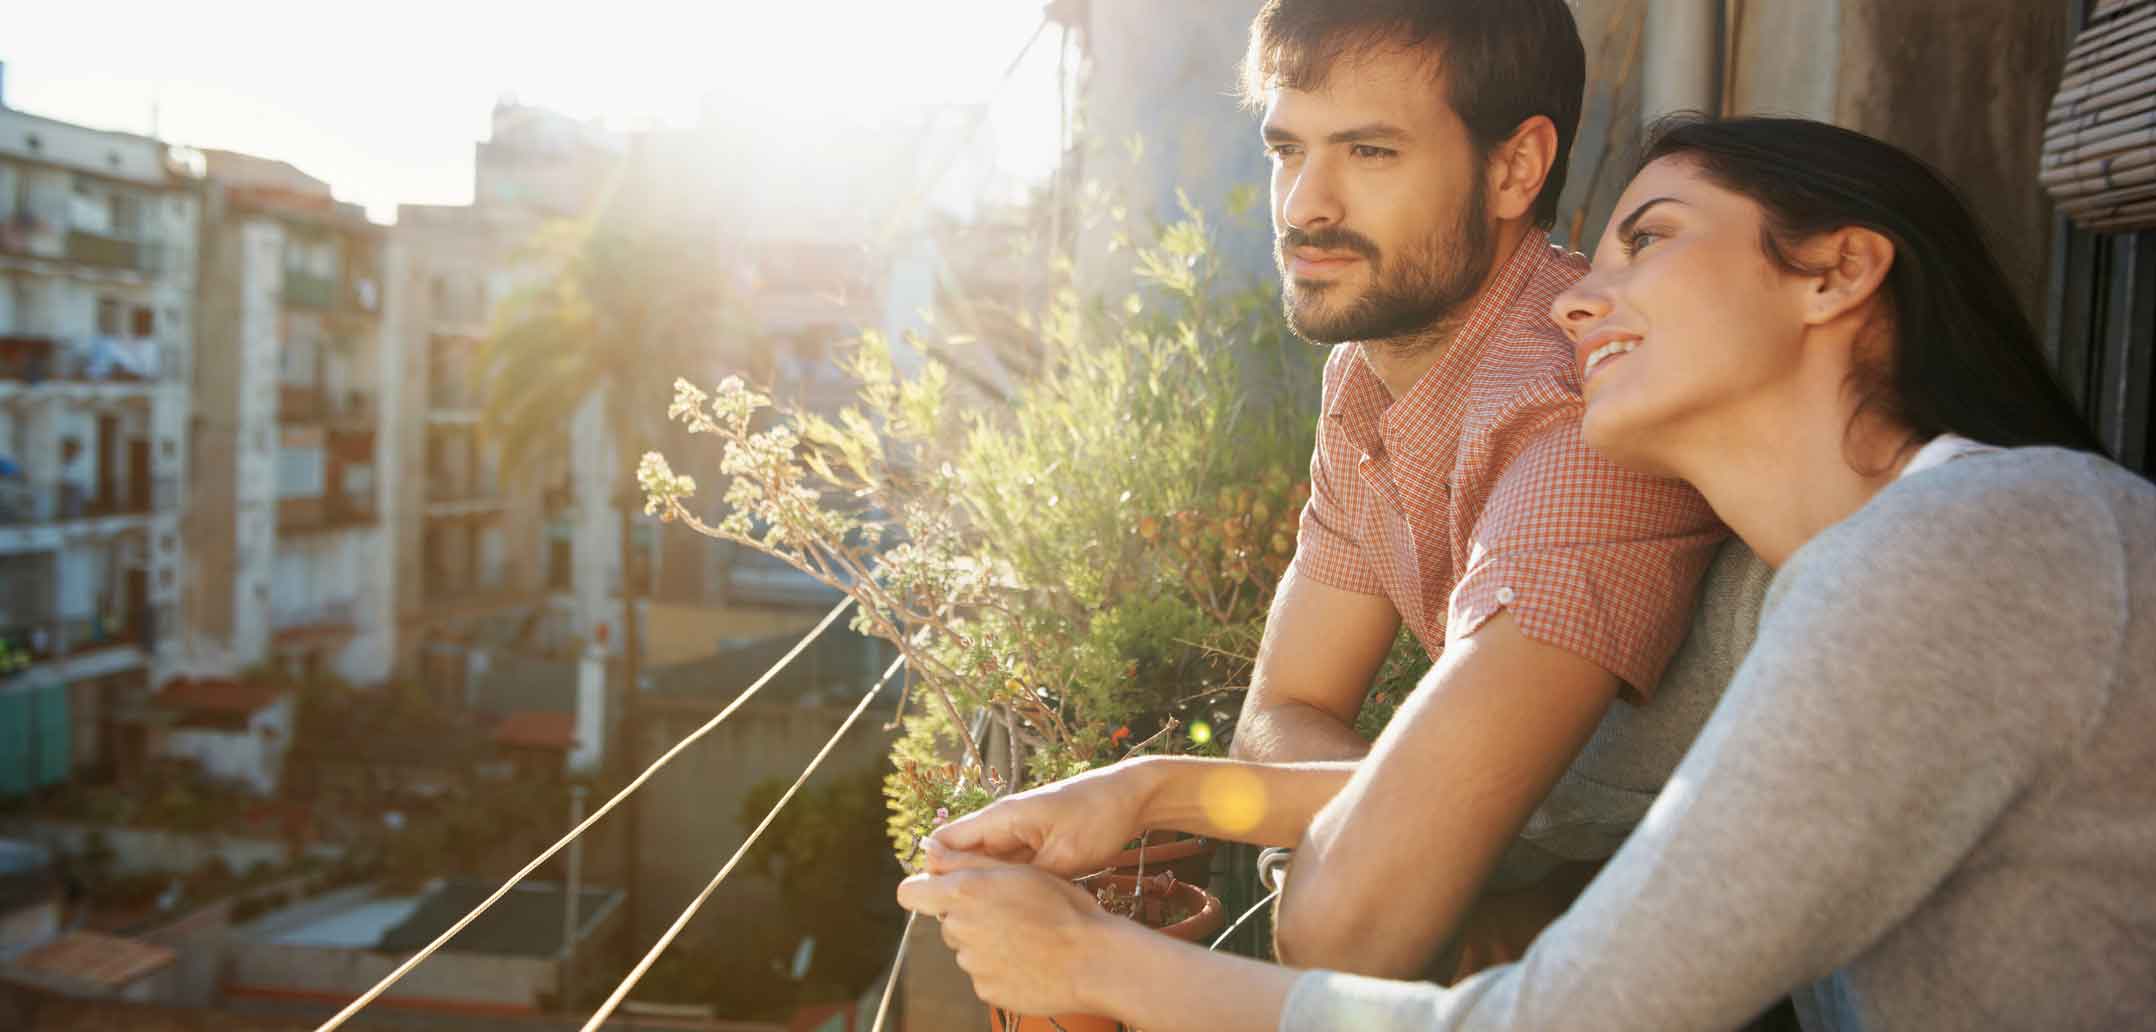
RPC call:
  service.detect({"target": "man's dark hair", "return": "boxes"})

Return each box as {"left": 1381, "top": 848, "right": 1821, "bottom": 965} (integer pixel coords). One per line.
{"left": 1240, "top": 0, "right": 1586, "bottom": 228}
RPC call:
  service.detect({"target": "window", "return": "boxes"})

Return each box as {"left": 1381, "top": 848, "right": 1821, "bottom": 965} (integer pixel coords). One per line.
{"left": 131, "top": 306, "right": 155, "bottom": 338}
{"left": 275, "top": 442, "right": 326, "bottom": 499}
{"left": 279, "top": 332, "right": 318, "bottom": 386}
{"left": 96, "top": 297, "right": 123, "bottom": 336}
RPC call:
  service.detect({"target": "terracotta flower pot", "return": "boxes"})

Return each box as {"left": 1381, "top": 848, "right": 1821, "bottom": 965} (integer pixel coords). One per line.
{"left": 987, "top": 874, "right": 1225, "bottom": 1032}
{"left": 1108, "top": 830, "right": 1216, "bottom": 886}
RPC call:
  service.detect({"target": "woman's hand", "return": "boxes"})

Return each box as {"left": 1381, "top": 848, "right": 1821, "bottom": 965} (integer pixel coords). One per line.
{"left": 924, "top": 759, "right": 1160, "bottom": 877}
{"left": 896, "top": 853, "right": 1124, "bottom": 1017}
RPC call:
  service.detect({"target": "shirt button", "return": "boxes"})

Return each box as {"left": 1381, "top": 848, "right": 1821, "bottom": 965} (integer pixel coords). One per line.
{"left": 1495, "top": 586, "right": 1517, "bottom": 606}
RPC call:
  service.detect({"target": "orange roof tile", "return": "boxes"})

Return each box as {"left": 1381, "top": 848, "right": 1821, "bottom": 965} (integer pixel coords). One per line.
{"left": 11, "top": 931, "right": 175, "bottom": 988}
{"left": 492, "top": 711, "right": 576, "bottom": 751}
{"left": 158, "top": 677, "right": 287, "bottom": 715}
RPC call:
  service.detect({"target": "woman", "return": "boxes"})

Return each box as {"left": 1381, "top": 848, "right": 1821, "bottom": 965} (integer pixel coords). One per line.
{"left": 897, "top": 117, "right": 2155, "bottom": 1030}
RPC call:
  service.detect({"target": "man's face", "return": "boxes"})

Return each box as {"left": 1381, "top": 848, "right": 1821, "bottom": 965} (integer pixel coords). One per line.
{"left": 1262, "top": 47, "right": 1495, "bottom": 345}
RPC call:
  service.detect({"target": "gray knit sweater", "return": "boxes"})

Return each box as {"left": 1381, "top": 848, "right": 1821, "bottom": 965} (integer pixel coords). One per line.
{"left": 1282, "top": 447, "right": 2156, "bottom": 1031}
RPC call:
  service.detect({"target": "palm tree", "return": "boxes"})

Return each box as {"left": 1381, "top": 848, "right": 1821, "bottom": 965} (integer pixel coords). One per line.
{"left": 480, "top": 212, "right": 747, "bottom": 777}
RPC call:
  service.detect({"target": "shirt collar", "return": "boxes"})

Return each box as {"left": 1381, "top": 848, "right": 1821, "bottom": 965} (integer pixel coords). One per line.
{"left": 1328, "top": 233, "right": 1552, "bottom": 464}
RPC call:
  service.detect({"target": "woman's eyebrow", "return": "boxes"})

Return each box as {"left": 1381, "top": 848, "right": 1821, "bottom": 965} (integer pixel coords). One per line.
{"left": 1615, "top": 196, "right": 1688, "bottom": 239}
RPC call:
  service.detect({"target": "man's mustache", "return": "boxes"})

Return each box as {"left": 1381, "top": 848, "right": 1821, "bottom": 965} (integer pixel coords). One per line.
{"left": 1277, "top": 226, "right": 1382, "bottom": 265}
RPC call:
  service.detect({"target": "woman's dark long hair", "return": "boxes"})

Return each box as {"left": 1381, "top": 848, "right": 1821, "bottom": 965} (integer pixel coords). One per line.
{"left": 1641, "top": 115, "right": 2106, "bottom": 455}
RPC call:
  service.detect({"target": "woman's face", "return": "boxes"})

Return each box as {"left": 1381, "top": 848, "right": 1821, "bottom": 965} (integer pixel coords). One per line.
{"left": 1551, "top": 157, "right": 1815, "bottom": 477}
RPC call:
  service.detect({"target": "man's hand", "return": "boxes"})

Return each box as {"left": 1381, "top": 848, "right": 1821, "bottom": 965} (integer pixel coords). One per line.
{"left": 1230, "top": 565, "right": 1401, "bottom": 762}
{"left": 897, "top": 854, "right": 1119, "bottom": 1017}
{"left": 924, "top": 760, "right": 1158, "bottom": 877}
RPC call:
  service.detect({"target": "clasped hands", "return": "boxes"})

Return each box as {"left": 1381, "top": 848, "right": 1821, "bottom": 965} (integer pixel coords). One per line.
{"left": 895, "top": 758, "right": 1163, "bottom": 1017}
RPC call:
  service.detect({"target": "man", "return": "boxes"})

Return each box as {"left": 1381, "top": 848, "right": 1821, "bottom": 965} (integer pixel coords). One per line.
{"left": 1228, "top": 0, "right": 1721, "bottom": 976}
{"left": 912, "top": 0, "right": 1733, "bottom": 984}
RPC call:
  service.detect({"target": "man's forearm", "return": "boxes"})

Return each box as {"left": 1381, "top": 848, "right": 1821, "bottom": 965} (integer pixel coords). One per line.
{"left": 1134, "top": 756, "right": 1354, "bottom": 848}
{"left": 1231, "top": 700, "right": 1372, "bottom": 762}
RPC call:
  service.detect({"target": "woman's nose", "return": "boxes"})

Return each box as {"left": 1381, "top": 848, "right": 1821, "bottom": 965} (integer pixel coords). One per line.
{"left": 1551, "top": 279, "right": 1612, "bottom": 342}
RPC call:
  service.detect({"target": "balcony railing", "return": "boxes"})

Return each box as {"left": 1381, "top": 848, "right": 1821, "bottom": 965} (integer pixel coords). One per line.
{"left": 1, "top": 335, "right": 168, "bottom": 385}
{"left": 284, "top": 272, "right": 338, "bottom": 309}
{"left": 64, "top": 230, "right": 145, "bottom": 271}
{"left": 278, "top": 491, "right": 377, "bottom": 532}
{"left": 279, "top": 384, "right": 325, "bottom": 421}
{"left": 0, "top": 611, "right": 151, "bottom": 670}
{"left": 429, "top": 380, "right": 480, "bottom": 412}
{"left": 0, "top": 478, "right": 174, "bottom": 527}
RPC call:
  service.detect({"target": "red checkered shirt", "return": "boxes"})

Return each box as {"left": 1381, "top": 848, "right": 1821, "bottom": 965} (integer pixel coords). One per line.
{"left": 1292, "top": 236, "right": 1724, "bottom": 699}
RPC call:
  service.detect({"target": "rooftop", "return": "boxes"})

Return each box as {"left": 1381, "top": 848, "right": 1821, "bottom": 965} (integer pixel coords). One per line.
{"left": 157, "top": 677, "right": 287, "bottom": 716}
{"left": 491, "top": 710, "right": 576, "bottom": 751}
{"left": 250, "top": 879, "right": 619, "bottom": 959}
{"left": 8, "top": 930, "right": 175, "bottom": 989}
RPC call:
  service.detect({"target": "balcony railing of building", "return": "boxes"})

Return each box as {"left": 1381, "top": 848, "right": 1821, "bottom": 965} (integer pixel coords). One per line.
{"left": 277, "top": 488, "right": 378, "bottom": 533}
{"left": 270, "top": 599, "right": 360, "bottom": 651}
{"left": 0, "top": 476, "right": 176, "bottom": 528}
{"left": 0, "top": 610, "right": 152, "bottom": 670}
{"left": 62, "top": 230, "right": 147, "bottom": 272}
{"left": 0, "top": 335, "right": 170, "bottom": 388}
{"left": 280, "top": 387, "right": 377, "bottom": 428}
{"left": 284, "top": 272, "right": 338, "bottom": 310}
{"left": 428, "top": 377, "right": 482, "bottom": 414}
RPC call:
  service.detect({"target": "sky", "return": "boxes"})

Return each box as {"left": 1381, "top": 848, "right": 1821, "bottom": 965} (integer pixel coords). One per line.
{"left": 3, "top": 0, "right": 1068, "bottom": 223}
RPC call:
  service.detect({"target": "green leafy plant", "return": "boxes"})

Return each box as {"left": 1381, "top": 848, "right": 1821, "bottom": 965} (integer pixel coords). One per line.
{"left": 644, "top": 204, "right": 1323, "bottom": 862}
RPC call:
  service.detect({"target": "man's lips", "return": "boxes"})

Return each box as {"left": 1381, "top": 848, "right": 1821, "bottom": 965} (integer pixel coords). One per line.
{"left": 1288, "top": 248, "right": 1364, "bottom": 276}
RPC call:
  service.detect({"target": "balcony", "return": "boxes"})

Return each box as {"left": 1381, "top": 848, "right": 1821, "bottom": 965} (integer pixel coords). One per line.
{"left": 279, "top": 384, "right": 326, "bottom": 422}
{"left": 0, "top": 335, "right": 167, "bottom": 392}
{"left": 284, "top": 272, "right": 338, "bottom": 310}
{"left": 427, "top": 379, "right": 481, "bottom": 419}
{"left": 277, "top": 489, "right": 377, "bottom": 533}
{"left": 0, "top": 477, "right": 173, "bottom": 532}
{"left": 64, "top": 230, "right": 145, "bottom": 272}
{"left": 0, "top": 611, "right": 153, "bottom": 683}
{"left": 270, "top": 599, "right": 359, "bottom": 652}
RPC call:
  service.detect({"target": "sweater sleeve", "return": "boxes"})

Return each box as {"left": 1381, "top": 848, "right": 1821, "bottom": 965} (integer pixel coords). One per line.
{"left": 1281, "top": 455, "right": 2124, "bottom": 1032}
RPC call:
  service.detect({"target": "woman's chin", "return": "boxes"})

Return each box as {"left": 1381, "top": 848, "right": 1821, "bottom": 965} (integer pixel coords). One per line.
{"left": 1582, "top": 405, "right": 1681, "bottom": 479}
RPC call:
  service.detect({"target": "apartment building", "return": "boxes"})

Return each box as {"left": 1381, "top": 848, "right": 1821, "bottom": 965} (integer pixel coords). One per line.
{"left": 391, "top": 101, "right": 620, "bottom": 699}
{"left": 0, "top": 101, "right": 196, "bottom": 793}
{"left": 183, "top": 150, "right": 393, "bottom": 688}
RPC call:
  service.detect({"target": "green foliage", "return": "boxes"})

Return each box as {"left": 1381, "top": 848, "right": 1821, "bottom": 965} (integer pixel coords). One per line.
{"left": 648, "top": 202, "right": 1324, "bottom": 863}
{"left": 1355, "top": 627, "right": 1434, "bottom": 740}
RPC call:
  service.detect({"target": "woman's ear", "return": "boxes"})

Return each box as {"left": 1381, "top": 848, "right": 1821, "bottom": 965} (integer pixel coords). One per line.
{"left": 1800, "top": 227, "right": 1895, "bottom": 327}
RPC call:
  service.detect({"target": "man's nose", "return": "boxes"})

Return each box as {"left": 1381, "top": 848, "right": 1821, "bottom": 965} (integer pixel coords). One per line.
{"left": 1282, "top": 158, "right": 1343, "bottom": 233}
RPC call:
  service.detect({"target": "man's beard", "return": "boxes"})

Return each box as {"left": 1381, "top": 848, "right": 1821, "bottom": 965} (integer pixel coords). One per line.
{"left": 1276, "top": 183, "right": 1495, "bottom": 347}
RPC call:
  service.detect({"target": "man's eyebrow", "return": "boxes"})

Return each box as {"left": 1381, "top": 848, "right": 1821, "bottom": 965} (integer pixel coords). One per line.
{"left": 1615, "top": 196, "right": 1687, "bottom": 240}
{"left": 1260, "top": 122, "right": 1410, "bottom": 145}
{"left": 1325, "top": 122, "right": 1409, "bottom": 145}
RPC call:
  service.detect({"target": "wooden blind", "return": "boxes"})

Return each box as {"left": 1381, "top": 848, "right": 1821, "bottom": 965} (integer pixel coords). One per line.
{"left": 2043, "top": 0, "right": 2156, "bottom": 231}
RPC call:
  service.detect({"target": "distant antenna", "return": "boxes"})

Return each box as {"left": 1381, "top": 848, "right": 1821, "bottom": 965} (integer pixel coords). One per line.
{"left": 149, "top": 80, "right": 163, "bottom": 139}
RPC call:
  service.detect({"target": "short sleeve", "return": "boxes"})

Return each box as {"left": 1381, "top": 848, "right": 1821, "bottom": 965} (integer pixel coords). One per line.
{"left": 1449, "top": 418, "right": 1722, "bottom": 698}
{"left": 1290, "top": 345, "right": 1386, "bottom": 596}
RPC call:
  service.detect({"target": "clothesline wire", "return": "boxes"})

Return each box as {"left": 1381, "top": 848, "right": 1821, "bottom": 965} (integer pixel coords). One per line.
{"left": 580, "top": 651, "right": 908, "bottom": 1031}
{"left": 312, "top": 595, "right": 857, "bottom": 1032}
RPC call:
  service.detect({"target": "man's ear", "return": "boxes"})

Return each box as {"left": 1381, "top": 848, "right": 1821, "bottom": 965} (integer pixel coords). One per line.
{"left": 1487, "top": 115, "right": 1559, "bottom": 222}
{"left": 1799, "top": 227, "right": 1896, "bottom": 327}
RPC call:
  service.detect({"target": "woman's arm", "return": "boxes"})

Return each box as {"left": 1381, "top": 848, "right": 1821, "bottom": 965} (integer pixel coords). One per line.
{"left": 924, "top": 754, "right": 1354, "bottom": 877}
{"left": 1280, "top": 471, "right": 2121, "bottom": 1029}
